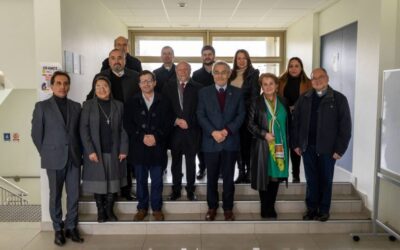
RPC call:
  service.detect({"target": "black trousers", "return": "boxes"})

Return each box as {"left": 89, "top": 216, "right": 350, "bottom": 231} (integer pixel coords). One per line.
{"left": 258, "top": 181, "right": 280, "bottom": 210}
{"left": 238, "top": 125, "right": 252, "bottom": 172}
{"left": 204, "top": 150, "right": 237, "bottom": 210}
{"left": 46, "top": 161, "right": 80, "bottom": 231}
{"left": 290, "top": 148, "right": 301, "bottom": 179}
{"left": 171, "top": 149, "right": 196, "bottom": 193}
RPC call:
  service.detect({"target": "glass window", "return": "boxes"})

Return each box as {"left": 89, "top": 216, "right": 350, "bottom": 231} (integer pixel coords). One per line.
{"left": 212, "top": 36, "right": 280, "bottom": 57}
{"left": 135, "top": 36, "right": 203, "bottom": 57}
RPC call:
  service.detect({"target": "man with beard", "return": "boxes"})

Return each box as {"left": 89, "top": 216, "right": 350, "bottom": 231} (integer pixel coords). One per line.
{"left": 87, "top": 48, "right": 140, "bottom": 201}
{"left": 192, "top": 45, "right": 216, "bottom": 180}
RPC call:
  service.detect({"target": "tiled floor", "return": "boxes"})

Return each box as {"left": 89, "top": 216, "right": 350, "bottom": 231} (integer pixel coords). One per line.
{"left": 1, "top": 223, "right": 399, "bottom": 250}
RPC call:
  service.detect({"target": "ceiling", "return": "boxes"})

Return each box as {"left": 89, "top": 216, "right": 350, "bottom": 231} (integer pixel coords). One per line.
{"left": 99, "top": 0, "right": 337, "bottom": 29}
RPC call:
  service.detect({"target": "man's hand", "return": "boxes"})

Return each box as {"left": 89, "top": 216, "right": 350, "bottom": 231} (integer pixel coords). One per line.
{"left": 333, "top": 153, "right": 341, "bottom": 160}
{"left": 143, "top": 134, "right": 156, "bottom": 147}
{"left": 294, "top": 147, "right": 302, "bottom": 156}
{"left": 211, "top": 130, "right": 226, "bottom": 143}
{"left": 176, "top": 118, "right": 189, "bottom": 129}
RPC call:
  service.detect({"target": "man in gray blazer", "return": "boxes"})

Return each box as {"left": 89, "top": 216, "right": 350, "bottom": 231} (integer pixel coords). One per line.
{"left": 197, "top": 60, "right": 245, "bottom": 221}
{"left": 31, "top": 71, "right": 83, "bottom": 246}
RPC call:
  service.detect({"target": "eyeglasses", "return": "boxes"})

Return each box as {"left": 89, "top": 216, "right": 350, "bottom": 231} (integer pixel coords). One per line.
{"left": 311, "top": 76, "right": 326, "bottom": 81}
{"left": 139, "top": 80, "right": 154, "bottom": 84}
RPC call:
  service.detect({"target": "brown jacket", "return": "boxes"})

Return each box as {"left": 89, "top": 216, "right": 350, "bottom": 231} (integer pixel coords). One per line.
{"left": 278, "top": 76, "right": 312, "bottom": 101}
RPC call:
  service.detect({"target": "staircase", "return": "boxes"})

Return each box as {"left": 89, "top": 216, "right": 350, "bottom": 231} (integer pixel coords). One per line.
{"left": 0, "top": 176, "right": 41, "bottom": 222}
{"left": 76, "top": 182, "right": 371, "bottom": 235}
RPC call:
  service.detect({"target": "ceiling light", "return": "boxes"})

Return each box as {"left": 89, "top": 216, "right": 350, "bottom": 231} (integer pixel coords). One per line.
{"left": 177, "top": 1, "right": 187, "bottom": 8}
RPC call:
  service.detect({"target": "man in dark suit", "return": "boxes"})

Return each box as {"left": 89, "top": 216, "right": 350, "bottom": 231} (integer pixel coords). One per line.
{"left": 31, "top": 71, "right": 84, "bottom": 246}
{"left": 153, "top": 46, "right": 177, "bottom": 93}
{"left": 292, "top": 68, "right": 351, "bottom": 222}
{"left": 192, "top": 45, "right": 216, "bottom": 180}
{"left": 87, "top": 48, "right": 140, "bottom": 201}
{"left": 197, "top": 61, "right": 245, "bottom": 221}
{"left": 163, "top": 61, "right": 202, "bottom": 201}
{"left": 100, "top": 36, "right": 142, "bottom": 73}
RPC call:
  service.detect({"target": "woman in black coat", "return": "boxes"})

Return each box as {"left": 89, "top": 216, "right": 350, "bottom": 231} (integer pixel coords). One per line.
{"left": 248, "top": 73, "right": 289, "bottom": 219}
{"left": 80, "top": 76, "right": 128, "bottom": 222}
{"left": 229, "top": 49, "right": 260, "bottom": 183}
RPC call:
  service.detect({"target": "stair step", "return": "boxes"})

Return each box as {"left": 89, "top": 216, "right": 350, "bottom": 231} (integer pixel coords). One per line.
{"left": 80, "top": 193, "right": 360, "bottom": 202}
{"left": 79, "top": 199, "right": 364, "bottom": 214}
{"left": 164, "top": 182, "right": 354, "bottom": 195}
{"left": 79, "top": 211, "right": 370, "bottom": 222}
{"left": 69, "top": 212, "right": 372, "bottom": 235}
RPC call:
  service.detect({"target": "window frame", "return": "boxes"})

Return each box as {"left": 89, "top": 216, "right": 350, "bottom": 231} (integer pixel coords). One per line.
{"left": 129, "top": 30, "right": 285, "bottom": 74}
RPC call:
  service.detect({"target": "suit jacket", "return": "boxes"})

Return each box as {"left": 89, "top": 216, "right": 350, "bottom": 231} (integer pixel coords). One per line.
{"left": 101, "top": 53, "right": 142, "bottom": 73}
{"left": 153, "top": 64, "right": 177, "bottom": 93}
{"left": 86, "top": 68, "right": 140, "bottom": 103}
{"left": 80, "top": 98, "right": 128, "bottom": 182}
{"left": 162, "top": 78, "right": 202, "bottom": 153}
{"left": 197, "top": 85, "right": 245, "bottom": 152}
{"left": 31, "top": 96, "right": 82, "bottom": 170}
{"left": 124, "top": 92, "right": 174, "bottom": 166}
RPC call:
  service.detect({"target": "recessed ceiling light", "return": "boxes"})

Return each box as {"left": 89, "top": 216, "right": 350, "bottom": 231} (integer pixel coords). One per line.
{"left": 177, "top": 1, "right": 187, "bottom": 7}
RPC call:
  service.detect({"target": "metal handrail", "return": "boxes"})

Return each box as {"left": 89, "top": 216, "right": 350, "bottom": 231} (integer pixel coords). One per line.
{"left": 2, "top": 176, "right": 40, "bottom": 182}
{"left": 0, "top": 176, "right": 28, "bottom": 196}
{"left": 0, "top": 186, "right": 29, "bottom": 205}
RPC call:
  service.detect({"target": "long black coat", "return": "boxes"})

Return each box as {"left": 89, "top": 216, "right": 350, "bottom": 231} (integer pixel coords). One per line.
{"left": 162, "top": 78, "right": 202, "bottom": 154}
{"left": 248, "top": 95, "right": 289, "bottom": 191}
{"left": 80, "top": 98, "right": 128, "bottom": 188}
{"left": 124, "top": 93, "right": 174, "bottom": 166}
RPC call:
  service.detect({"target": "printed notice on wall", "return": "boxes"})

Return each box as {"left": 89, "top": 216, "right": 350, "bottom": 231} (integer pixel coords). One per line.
{"left": 39, "top": 63, "right": 62, "bottom": 101}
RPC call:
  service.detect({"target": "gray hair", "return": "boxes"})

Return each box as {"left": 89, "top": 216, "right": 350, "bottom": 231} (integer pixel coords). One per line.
{"left": 212, "top": 60, "right": 231, "bottom": 75}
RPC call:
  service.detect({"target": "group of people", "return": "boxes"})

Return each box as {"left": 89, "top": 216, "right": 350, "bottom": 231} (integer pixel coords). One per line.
{"left": 31, "top": 35, "right": 352, "bottom": 247}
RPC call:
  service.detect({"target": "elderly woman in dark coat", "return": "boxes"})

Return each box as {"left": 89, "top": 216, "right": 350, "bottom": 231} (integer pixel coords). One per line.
{"left": 80, "top": 76, "right": 128, "bottom": 223}
{"left": 248, "top": 73, "right": 289, "bottom": 219}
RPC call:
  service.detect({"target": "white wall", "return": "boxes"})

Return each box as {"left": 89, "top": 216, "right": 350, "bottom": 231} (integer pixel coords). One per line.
{"left": 287, "top": 0, "right": 400, "bottom": 211}
{"left": 61, "top": 0, "right": 127, "bottom": 103}
{"left": 286, "top": 14, "right": 316, "bottom": 76}
{"left": 0, "top": 0, "right": 36, "bottom": 89}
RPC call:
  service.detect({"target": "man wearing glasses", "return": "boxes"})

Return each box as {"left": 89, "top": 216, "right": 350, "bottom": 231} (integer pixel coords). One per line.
{"left": 292, "top": 68, "right": 352, "bottom": 222}
{"left": 124, "top": 70, "right": 173, "bottom": 221}
{"left": 197, "top": 60, "right": 245, "bottom": 221}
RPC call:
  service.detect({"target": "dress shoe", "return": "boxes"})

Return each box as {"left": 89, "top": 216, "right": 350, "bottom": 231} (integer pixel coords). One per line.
{"left": 196, "top": 170, "right": 206, "bottom": 180}
{"left": 234, "top": 171, "right": 246, "bottom": 184}
{"left": 292, "top": 177, "right": 300, "bottom": 183}
{"left": 65, "top": 228, "right": 84, "bottom": 243}
{"left": 133, "top": 209, "right": 148, "bottom": 221}
{"left": 187, "top": 191, "right": 198, "bottom": 201}
{"left": 153, "top": 210, "right": 165, "bottom": 221}
{"left": 54, "top": 230, "right": 65, "bottom": 246}
{"left": 302, "top": 209, "right": 317, "bottom": 220}
{"left": 264, "top": 207, "right": 277, "bottom": 219}
{"left": 316, "top": 212, "right": 330, "bottom": 222}
{"left": 224, "top": 210, "right": 235, "bottom": 221}
{"left": 205, "top": 209, "right": 217, "bottom": 221}
{"left": 168, "top": 191, "right": 181, "bottom": 201}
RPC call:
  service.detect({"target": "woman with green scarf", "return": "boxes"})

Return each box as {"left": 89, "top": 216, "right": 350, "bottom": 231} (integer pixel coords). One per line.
{"left": 248, "top": 73, "right": 289, "bottom": 219}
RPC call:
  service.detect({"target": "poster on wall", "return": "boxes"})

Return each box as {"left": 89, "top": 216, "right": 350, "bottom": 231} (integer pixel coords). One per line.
{"left": 39, "top": 63, "right": 62, "bottom": 101}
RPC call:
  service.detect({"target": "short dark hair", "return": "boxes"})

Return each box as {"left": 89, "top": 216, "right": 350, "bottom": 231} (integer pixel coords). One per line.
{"left": 139, "top": 70, "right": 156, "bottom": 81}
{"left": 201, "top": 45, "right": 215, "bottom": 55}
{"left": 93, "top": 75, "right": 111, "bottom": 88}
{"left": 50, "top": 71, "right": 70, "bottom": 85}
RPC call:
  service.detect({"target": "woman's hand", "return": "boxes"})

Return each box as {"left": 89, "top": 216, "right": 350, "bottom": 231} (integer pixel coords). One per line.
{"left": 119, "top": 154, "right": 127, "bottom": 162}
{"left": 265, "top": 133, "right": 275, "bottom": 143}
{"left": 89, "top": 153, "right": 99, "bottom": 163}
